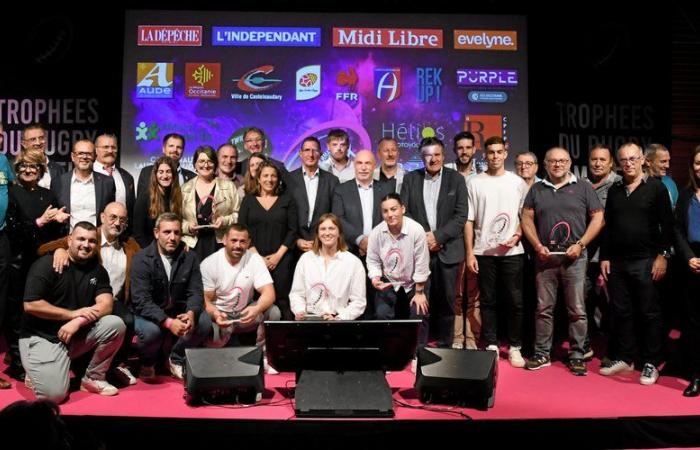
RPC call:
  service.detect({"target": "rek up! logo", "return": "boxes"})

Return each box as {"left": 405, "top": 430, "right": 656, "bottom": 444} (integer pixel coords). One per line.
{"left": 374, "top": 68, "right": 401, "bottom": 103}
{"left": 136, "top": 63, "right": 173, "bottom": 98}
{"left": 416, "top": 67, "right": 442, "bottom": 103}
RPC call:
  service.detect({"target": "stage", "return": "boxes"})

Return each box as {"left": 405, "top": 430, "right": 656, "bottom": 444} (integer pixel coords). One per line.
{"left": 2, "top": 348, "right": 700, "bottom": 448}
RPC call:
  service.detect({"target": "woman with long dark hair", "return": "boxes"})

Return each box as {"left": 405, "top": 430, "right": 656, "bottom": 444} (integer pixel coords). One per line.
{"left": 238, "top": 160, "right": 298, "bottom": 320}
{"left": 133, "top": 156, "right": 182, "bottom": 248}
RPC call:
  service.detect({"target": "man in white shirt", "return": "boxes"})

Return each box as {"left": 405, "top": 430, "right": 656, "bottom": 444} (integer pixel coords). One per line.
{"left": 52, "top": 140, "right": 116, "bottom": 230}
{"left": 93, "top": 134, "right": 136, "bottom": 230}
{"left": 445, "top": 131, "right": 482, "bottom": 350}
{"left": 320, "top": 129, "right": 355, "bottom": 183}
{"left": 20, "top": 123, "right": 66, "bottom": 189}
{"left": 199, "top": 224, "right": 278, "bottom": 348}
{"left": 367, "top": 193, "right": 431, "bottom": 346}
{"left": 466, "top": 136, "right": 529, "bottom": 367}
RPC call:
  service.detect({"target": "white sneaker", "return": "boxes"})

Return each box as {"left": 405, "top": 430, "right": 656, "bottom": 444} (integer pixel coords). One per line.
{"left": 486, "top": 344, "right": 499, "bottom": 354}
{"left": 24, "top": 374, "right": 34, "bottom": 391}
{"left": 264, "top": 357, "right": 278, "bottom": 375}
{"left": 411, "top": 357, "right": 417, "bottom": 374}
{"left": 640, "top": 363, "right": 659, "bottom": 385}
{"left": 169, "top": 358, "right": 184, "bottom": 380}
{"left": 80, "top": 377, "right": 119, "bottom": 396}
{"left": 113, "top": 364, "right": 137, "bottom": 386}
{"left": 451, "top": 342, "right": 464, "bottom": 350}
{"left": 508, "top": 346, "right": 526, "bottom": 368}
{"left": 599, "top": 360, "right": 634, "bottom": 376}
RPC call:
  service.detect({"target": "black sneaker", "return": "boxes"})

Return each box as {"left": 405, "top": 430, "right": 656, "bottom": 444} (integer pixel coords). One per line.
{"left": 568, "top": 358, "right": 587, "bottom": 376}
{"left": 525, "top": 354, "right": 551, "bottom": 370}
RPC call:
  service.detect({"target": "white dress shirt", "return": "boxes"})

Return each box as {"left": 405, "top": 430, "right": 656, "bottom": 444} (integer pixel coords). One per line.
{"left": 100, "top": 230, "right": 126, "bottom": 299}
{"left": 70, "top": 171, "right": 97, "bottom": 230}
{"left": 302, "top": 167, "right": 320, "bottom": 227}
{"left": 289, "top": 250, "right": 366, "bottom": 320}
{"left": 94, "top": 161, "right": 127, "bottom": 207}
{"left": 366, "top": 216, "right": 431, "bottom": 292}
{"left": 422, "top": 168, "right": 442, "bottom": 231}
{"left": 320, "top": 157, "right": 355, "bottom": 183}
{"left": 357, "top": 182, "right": 374, "bottom": 241}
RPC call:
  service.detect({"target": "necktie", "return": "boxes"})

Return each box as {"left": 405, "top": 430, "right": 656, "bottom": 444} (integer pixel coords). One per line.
{"left": 105, "top": 166, "right": 114, "bottom": 176}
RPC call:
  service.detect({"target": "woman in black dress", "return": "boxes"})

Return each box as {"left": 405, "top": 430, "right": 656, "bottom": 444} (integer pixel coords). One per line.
{"left": 5, "top": 148, "right": 69, "bottom": 378}
{"left": 676, "top": 145, "right": 700, "bottom": 397}
{"left": 133, "top": 156, "right": 183, "bottom": 248}
{"left": 239, "top": 160, "right": 298, "bottom": 320}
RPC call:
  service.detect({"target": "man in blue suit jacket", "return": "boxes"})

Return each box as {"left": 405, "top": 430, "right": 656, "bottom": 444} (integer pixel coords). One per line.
{"left": 401, "top": 137, "right": 468, "bottom": 347}
{"left": 52, "top": 140, "right": 115, "bottom": 229}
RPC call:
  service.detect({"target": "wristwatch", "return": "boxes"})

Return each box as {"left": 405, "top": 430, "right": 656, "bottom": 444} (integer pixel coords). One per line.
{"left": 661, "top": 250, "right": 671, "bottom": 259}
{"left": 415, "top": 288, "right": 424, "bottom": 294}
{"left": 575, "top": 240, "right": 586, "bottom": 249}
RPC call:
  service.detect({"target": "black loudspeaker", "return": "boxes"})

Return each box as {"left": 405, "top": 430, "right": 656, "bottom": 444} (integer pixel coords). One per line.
{"left": 184, "top": 347, "right": 264, "bottom": 405}
{"left": 414, "top": 348, "right": 498, "bottom": 409}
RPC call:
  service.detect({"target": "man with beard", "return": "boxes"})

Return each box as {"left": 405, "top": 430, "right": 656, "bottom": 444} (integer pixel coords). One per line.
{"left": 20, "top": 222, "right": 126, "bottom": 403}
{"left": 38, "top": 202, "right": 141, "bottom": 387}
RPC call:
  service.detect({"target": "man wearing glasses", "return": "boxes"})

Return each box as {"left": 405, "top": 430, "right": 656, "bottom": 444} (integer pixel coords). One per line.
{"left": 521, "top": 147, "right": 604, "bottom": 376}
{"left": 38, "top": 202, "right": 141, "bottom": 387}
{"left": 238, "top": 127, "right": 288, "bottom": 181}
{"left": 599, "top": 143, "right": 674, "bottom": 385}
{"left": 51, "top": 140, "right": 115, "bottom": 230}
{"left": 93, "top": 134, "right": 136, "bottom": 232}
{"left": 20, "top": 123, "right": 66, "bottom": 189}
{"left": 515, "top": 151, "right": 540, "bottom": 188}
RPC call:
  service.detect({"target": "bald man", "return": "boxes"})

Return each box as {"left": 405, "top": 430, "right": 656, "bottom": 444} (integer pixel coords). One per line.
{"left": 332, "top": 149, "right": 395, "bottom": 318}
{"left": 38, "top": 202, "right": 141, "bottom": 387}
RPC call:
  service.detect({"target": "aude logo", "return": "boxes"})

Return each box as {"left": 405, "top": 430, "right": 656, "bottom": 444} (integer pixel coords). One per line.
{"left": 213, "top": 27, "right": 321, "bottom": 47}
{"left": 296, "top": 65, "right": 321, "bottom": 101}
{"left": 454, "top": 30, "right": 518, "bottom": 51}
{"left": 375, "top": 68, "right": 401, "bottom": 103}
{"left": 456, "top": 69, "right": 518, "bottom": 87}
{"left": 416, "top": 67, "right": 442, "bottom": 103}
{"left": 136, "top": 63, "right": 173, "bottom": 98}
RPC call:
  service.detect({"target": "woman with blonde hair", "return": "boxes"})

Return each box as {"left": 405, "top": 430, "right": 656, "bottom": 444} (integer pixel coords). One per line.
{"left": 289, "top": 213, "right": 366, "bottom": 320}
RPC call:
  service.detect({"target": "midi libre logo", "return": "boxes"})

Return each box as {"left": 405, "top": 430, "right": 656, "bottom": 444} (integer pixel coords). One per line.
{"left": 333, "top": 28, "right": 443, "bottom": 49}
{"left": 136, "top": 63, "right": 173, "bottom": 98}
{"left": 453, "top": 30, "right": 518, "bottom": 51}
{"left": 185, "top": 63, "right": 221, "bottom": 99}
{"left": 137, "top": 26, "right": 203, "bottom": 46}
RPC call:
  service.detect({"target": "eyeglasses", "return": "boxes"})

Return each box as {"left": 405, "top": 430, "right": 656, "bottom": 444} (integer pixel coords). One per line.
{"left": 18, "top": 163, "right": 41, "bottom": 171}
{"left": 515, "top": 161, "right": 535, "bottom": 167}
{"left": 72, "top": 152, "right": 94, "bottom": 159}
{"left": 196, "top": 160, "right": 215, "bottom": 166}
{"left": 106, "top": 214, "right": 128, "bottom": 225}
{"left": 546, "top": 159, "right": 570, "bottom": 166}
{"left": 618, "top": 155, "right": 643, "bottom": 165}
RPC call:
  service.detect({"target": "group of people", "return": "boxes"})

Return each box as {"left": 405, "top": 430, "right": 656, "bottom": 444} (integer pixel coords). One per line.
{"left": 0, "top": 120, "right": 699, "bottom": 404}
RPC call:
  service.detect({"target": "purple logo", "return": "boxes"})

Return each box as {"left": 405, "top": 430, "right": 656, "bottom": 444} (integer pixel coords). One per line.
{"left": 456, "top": 69, "right": 518, "bottom": 87}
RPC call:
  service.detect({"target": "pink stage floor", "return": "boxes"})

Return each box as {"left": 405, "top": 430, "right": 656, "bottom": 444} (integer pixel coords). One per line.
{"left": 1, "top": 352, "right": 699, "bottom": 422}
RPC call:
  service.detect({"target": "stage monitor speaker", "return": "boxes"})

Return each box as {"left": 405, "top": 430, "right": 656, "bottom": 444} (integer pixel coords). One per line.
{"left": 184, "top": 346, "right": 264, "bottom": 405}
{"left": 414, "top": 348, "right": 497, "bottom": 409}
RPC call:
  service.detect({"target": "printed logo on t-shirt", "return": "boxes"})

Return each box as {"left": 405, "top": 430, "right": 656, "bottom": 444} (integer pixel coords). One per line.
{"left": 89, "top": 277, "right": 97, "bottom": 285}
{"left": 485, "top": 212, "right": 511, "bottom": 248}
{"left": 383, "top": 248, "right": 404, "bottom": 281}
{"left": 308, "top": 282, "right": 330, "bottom": 314}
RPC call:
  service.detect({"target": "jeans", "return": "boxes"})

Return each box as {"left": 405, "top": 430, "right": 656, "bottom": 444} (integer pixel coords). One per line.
{"left": 375, "top": 286, "right": 429, "bottom": 347}
{"left": 477, "top": 254, "right": 524, "bottom": 348}
{"left": 134, "top": 313, "right": 211, "bottom": 366}
{"left": 534, "top": 252, "right": 588, "bottom": 358}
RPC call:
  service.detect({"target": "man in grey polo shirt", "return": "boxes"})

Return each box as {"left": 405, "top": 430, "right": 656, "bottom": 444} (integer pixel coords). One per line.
{"left": 521, "top": 147, "right": 604, "bottom": 376}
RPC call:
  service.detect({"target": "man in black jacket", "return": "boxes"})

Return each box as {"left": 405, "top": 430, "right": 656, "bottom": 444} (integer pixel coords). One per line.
{"left": 401, "top": 137, "right": 468, "bottom": 347}
{"left": 129, "top": 212, "right": 210, "bottom": 382}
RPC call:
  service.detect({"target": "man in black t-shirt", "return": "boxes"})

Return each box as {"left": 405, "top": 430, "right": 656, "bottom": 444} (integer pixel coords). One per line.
{"left": 19, "top": 222, "right": 126, "bottom": 403}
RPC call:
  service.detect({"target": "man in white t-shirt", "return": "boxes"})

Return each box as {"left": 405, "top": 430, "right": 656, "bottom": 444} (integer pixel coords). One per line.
{"left": 466, "top": 136, "right": 529, "bottom": 368}
{"left": 199, "top": 224, "right": 279, "bottom": 348}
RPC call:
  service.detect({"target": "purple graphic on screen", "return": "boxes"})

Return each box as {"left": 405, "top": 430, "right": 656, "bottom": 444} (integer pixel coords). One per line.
{"left": 456, "top": 69, "right": 518, "bottom": 87}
